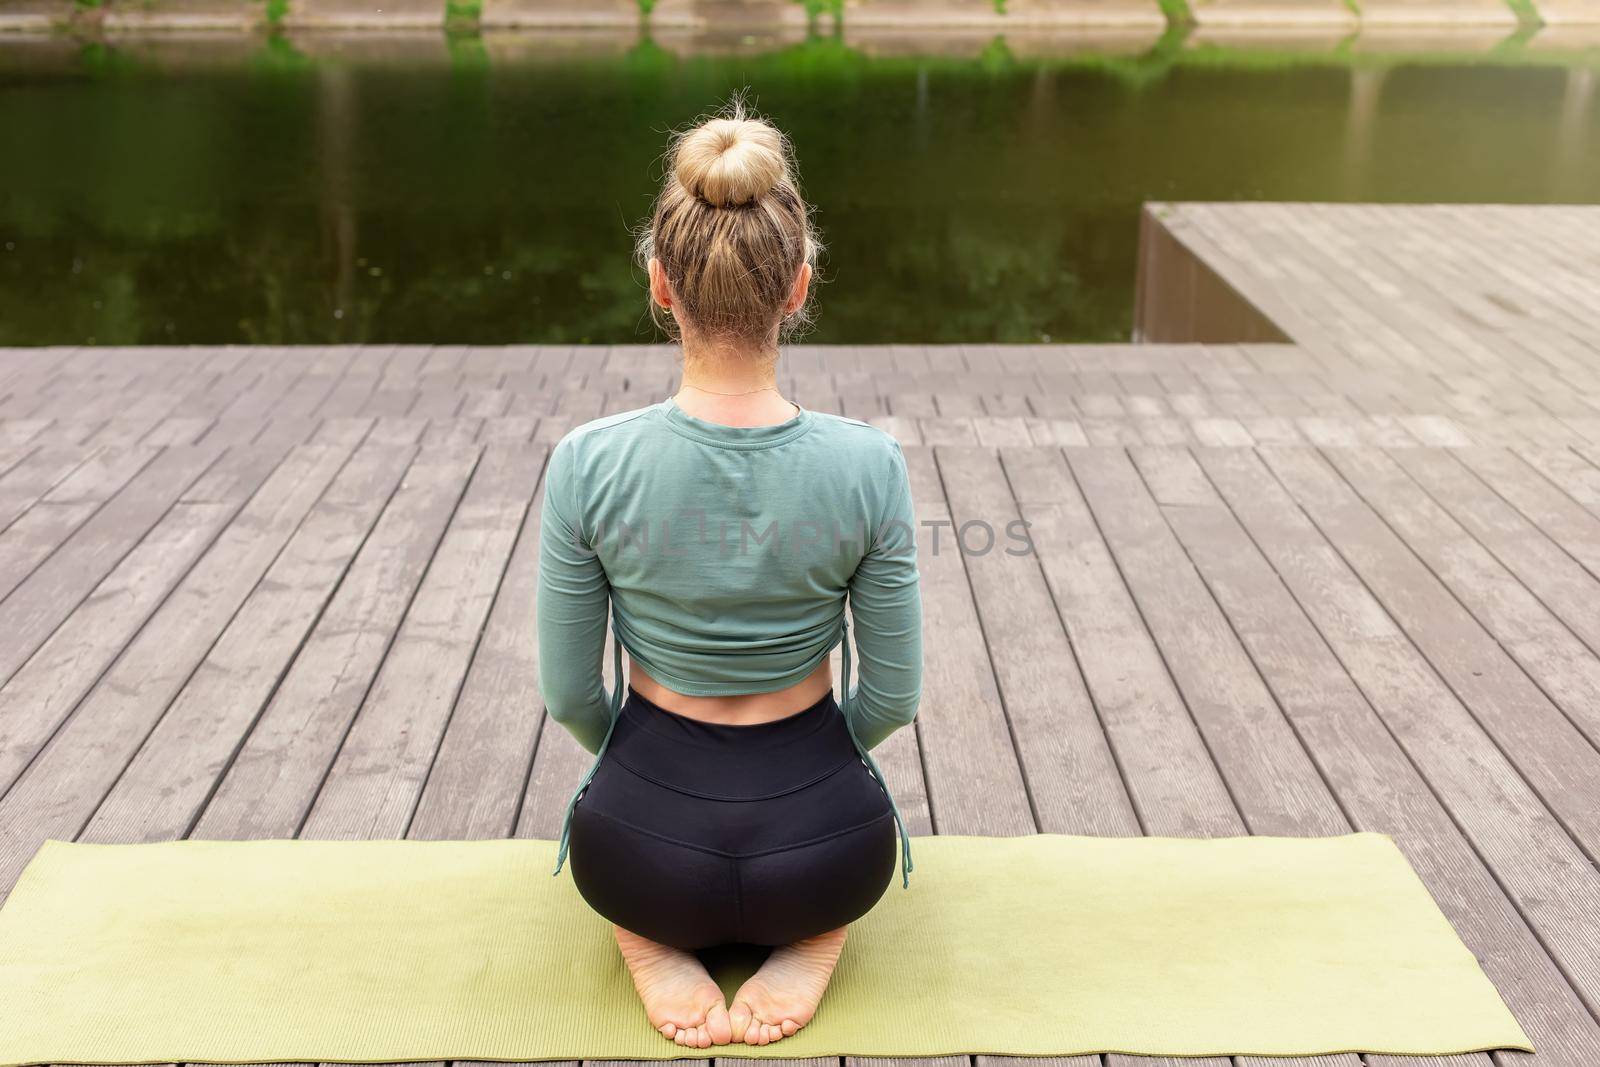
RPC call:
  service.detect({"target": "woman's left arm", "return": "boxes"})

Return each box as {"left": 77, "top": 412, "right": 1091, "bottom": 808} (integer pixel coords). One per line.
{"left": 537, "top": 436, "right": 615, "bottom": 754}
{"left": 842, "top": 440, "right": 923, "bottom": 749}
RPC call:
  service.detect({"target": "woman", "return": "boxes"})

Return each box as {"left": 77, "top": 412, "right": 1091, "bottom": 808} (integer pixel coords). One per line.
{"left": 536, "top": 102, "right": 923, "bottom": 1049}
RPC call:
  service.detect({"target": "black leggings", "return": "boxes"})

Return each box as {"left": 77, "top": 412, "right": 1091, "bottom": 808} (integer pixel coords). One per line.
{"left": 567, "top": 687, "right": 897, "bottom": 950}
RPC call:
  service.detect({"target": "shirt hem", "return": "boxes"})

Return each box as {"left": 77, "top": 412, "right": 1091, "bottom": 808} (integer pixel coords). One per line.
{"left": 624, "top": 641, "right": 836, "bottom": 698}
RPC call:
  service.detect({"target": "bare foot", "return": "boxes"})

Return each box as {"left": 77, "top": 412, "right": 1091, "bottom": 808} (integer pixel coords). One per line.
{"left": 613, "top": 925, "right": 733, "bottom": 1048}
{"left": 729, "top": 926, "right": 848, "bottom": 1046}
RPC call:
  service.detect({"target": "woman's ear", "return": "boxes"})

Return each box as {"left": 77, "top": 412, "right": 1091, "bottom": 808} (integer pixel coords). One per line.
{"left": 785, "top": 262, "right": 812, "bottom": 316}
{"left": 648, "top": 258, "right": 673, "bottom": 312}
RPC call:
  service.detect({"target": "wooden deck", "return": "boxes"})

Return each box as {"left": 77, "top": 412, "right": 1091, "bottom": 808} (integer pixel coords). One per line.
{"left": 1, "top": 204, "right": 1599, "bottom": 1067}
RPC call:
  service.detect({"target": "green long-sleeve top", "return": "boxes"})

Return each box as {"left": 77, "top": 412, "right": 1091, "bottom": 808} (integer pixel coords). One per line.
{"left": 537, "top": 396, "right": 923, "bottom": 884}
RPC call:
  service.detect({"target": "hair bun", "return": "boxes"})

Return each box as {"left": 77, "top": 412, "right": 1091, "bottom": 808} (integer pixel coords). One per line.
{"left": 674, "top": 117, "right": 788, "bottom": 208}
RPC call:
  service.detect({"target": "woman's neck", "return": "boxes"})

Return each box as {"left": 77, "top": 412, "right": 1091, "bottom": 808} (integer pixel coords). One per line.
{"left": 673, "top": 336, "right": 797, "bottom": 427}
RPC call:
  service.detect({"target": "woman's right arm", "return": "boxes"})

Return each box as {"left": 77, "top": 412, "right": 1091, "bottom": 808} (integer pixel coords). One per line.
{"left": 842, "top": 440, "right": 923, "bottom": 750}
{"left": 537, "top": 436, "right": 615, "bottom": 754}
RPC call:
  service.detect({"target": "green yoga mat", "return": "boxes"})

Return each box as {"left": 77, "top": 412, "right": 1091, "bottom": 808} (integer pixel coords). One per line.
{"left": 0, "top": 833, "right": 1528, "bottom": 1063}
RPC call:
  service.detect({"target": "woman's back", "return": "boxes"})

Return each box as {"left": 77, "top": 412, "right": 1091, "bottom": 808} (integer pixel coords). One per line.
{"left": 537, "top": 394, "right": 920, "bottom": 753}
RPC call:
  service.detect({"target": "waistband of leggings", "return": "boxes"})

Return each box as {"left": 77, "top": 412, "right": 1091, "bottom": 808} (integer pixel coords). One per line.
{"left": 619, "top": 686, "right": 841, "bottom": 752}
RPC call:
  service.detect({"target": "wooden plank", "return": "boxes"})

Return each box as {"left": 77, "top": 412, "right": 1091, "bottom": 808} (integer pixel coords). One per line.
{"left": 1194, "top": 446, "right": 1600, "bottom": 1028}
{"left": 84, "top": 399, "right": 185, "bottom": 449}
{"left": 934, "top": 446, "right": 1136, "bottom": 837}
{"left": 209, "top": 365, "right": 304, "bottom": 430}
{"left": 1014, "top": 446, "right": 1241, "bottom": 838}
{"left": 0, "top": 449, "right": 280, "bottom": 798}
{"left": 300, "top": 442, "right": 533, "bottom": 840}
{"left": 1278, "top": 204, "right": 1530, "bottom": 380}
{"left": 420, "top": 417, "right": 483, "bottom": 447}
{"left": 315, "top": 372, "right": 380, "bottom": 418}
{"left": 368, "top": 415, "right": 428, "bottom": 446}
{"left": 1385, "top": 205, "right": 1593, "bottom": 382}
{"left": 191, "top": 445, "right": 480, "bottom": 840}
{"left": 1464, "top": 447, "right": 1600, "bottom": 578}
{"left": 1258, "top": 446, "right": 1600, "bottom": 860}
{"left": 78, "top": 442, "right": 419, "bottom": 845}
{"left": 0, "top": 499, "right": 100, "bottom": 603}
{"left": 410, "top": 386, "right": 465, "bottom": 419}
{"left": 408, "top": 446, "right": 550, "bottom": 841}
{"left": 0, "top": 421, "right": 50, "bottom": 446}
{"left": 459, "top": 389, "right": 513, "bottom": 419}
{"left": 1305, "top": 204, "right": 1534, "bottom": 377}
{"left": 141, "top": 415, "right": 215, "bottom": 446}
{"left": 0, "top": 446, "right": 94, "bottom": 533}
{"left": 1068, "top": 446, "right": 1348, "bottom": 836}
{"left": 0, "top": 444, "right": 36, "bottom": 481}
{"left": 1348, "top": 447, "right": 1600, "bottom": 751}
{"left": 260, "top": 356, "right": 327, "bottom": 410}
{"left": 971, "top": 416, "right": 1032, "bottom": 446}
{"left": 479, "top": 415, "right": 538, "bottom": 443}
{"left": 310, "top": 416, "right": 376, "bottom": 448}
{"left": 0, "top": 440, "right": 356, "bottom": 895}
{"left": 895, "top": 446, "right": 1031, "bottom": 836}
{"left": 1399, "top": 415, "right": 1472, "bottom": 447}
{"left": 1192, "top": 417, "right": 1255, "bottom": 446}
{"left": 40, "top": 445, "right": 160, "bottom": 504}
{"left": 0, "top": 445, "right": 221, "bottom": 689}
{"left": 0, "top": 443, "right": 168, "bottom": 603}
{"left": 357, "top": 387, "right": 420, "bottom": 419}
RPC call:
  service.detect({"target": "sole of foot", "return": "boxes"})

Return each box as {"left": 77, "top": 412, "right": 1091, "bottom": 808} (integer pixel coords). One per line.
{"left": 613, "top": 925, "right": 734, "bottom": 1047}
{"left": 729, "top": 926, "right": 849, "bottom": 1046}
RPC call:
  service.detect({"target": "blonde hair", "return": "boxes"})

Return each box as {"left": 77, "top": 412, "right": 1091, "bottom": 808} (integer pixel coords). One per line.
{"left": 637, "top": 100, "right": 821, "bottom": 345}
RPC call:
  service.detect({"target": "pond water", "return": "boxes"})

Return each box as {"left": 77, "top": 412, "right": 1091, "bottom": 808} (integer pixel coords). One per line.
{"left": 1, "top": 32, "right": 1597, "bottom": 346}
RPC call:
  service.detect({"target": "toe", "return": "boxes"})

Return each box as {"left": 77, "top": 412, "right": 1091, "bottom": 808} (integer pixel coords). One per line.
{"left": 706, "top": 1002, "right": 733, "bottom": 1045}
{"left": 660, "top": 1023, "right": 677, "bottom": 1040}
{"left": 729, "top": 1000, "right": 752, "bottom": 1043}
{"left": 781, "top": 1019, "right": 799, "bottom": 1036}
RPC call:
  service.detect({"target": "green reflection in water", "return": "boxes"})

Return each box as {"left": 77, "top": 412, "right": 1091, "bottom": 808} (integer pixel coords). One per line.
{"left": 0, "top": 32, "right": 1596, "bottom": 346}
